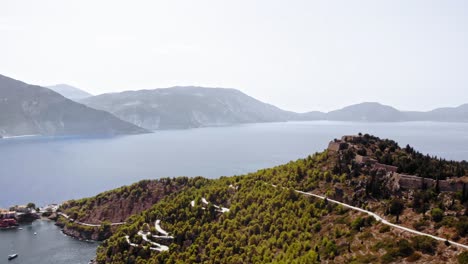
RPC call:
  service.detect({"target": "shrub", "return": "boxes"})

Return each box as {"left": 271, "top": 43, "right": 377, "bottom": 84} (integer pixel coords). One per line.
{"left": 411, "top": 236, "right": 437, "bottom": 255}
{"left": 430, "top": 208, "right": 444, "bottom": 222}
{"left": 351, "top": 217, "right": 364, "bottom": 231}
{"left": 456, "top": 217, "right": 468, "bottom": 237}
{"left": 458, "top": 251, "right": 468, "bottom": 264}
{"left": 379, "top": 225, "right": 390, "bottom": 233}
{"left": 406, "top": 252, "right": 421, "bottom": 262}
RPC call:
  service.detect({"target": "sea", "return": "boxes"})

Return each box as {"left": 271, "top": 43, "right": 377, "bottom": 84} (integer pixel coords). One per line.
{"left": 1, "top": 121, "right": 468, "bottom": 263}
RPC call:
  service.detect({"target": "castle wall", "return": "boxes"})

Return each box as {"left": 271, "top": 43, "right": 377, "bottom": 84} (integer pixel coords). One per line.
{"left": 397, "top": 173, "right": 465, "bottom": 192}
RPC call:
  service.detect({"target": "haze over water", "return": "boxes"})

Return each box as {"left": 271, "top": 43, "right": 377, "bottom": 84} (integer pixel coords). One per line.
{"left": 1, "top": 121, "right": 467, "bottom": 208}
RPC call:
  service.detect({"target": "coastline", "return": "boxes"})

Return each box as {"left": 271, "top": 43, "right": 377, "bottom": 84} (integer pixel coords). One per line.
{"left": 1, "top": 134, "right": 40, "bottom": 139}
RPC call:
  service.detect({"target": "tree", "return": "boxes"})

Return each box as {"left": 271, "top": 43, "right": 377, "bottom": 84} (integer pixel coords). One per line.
{"left": 389, "top": 199, "right": 404, "bottom": 223}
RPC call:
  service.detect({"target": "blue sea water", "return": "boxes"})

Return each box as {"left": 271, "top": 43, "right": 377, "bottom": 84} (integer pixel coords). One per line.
{"left": 1, "top": 121, "right": 467, "bottom": 208}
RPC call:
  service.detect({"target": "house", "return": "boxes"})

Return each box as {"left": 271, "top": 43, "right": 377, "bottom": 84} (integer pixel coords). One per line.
{"left": 0, "top": 209, "right": 16, "bottom": 219}
{"left": 10, "top": 205, "right": 31, "bottom": 214}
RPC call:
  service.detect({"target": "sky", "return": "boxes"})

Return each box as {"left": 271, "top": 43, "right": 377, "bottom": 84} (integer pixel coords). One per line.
{"left": 1, "top": 0, "right": 468, "bottom": 112}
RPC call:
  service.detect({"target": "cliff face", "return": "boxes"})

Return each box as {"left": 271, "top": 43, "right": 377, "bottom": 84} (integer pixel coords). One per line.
{"left": 57, "top": 177, "right": 205, "bottom": 240}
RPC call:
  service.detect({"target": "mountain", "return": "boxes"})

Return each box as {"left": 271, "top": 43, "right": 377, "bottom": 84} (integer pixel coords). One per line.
{"left": 327, "top": 102, "right": 405, "bottom": 122}
{"left": 419, "top": 104, "right": 468, "bottom": 122}
{"left": 0, "top": 74, "right": 148, "bottom": 137}
{"left": 80, "top": 86, "right": 296, "bottom": 130}
{"left": 300, "top": 102, "right": 468, "bottom": 123}
{"left": 58, "top": 135, "right": 468, "bottom": 263}
{"left": 47, "top": 84, "right": 92, "bottom": 100}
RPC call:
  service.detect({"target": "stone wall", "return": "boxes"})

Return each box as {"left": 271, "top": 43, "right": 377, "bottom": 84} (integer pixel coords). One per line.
{"left": 396, "top": 173, "right": 466, "bottom": 193}
{"left": 374, "top": 163, "right": 399, "bottom": 173}
{"left": 328, "top": 141, "right": 348, "bottom": 152}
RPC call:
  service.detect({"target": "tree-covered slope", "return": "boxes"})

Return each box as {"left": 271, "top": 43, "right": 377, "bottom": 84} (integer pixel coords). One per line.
{"left": 57, "top": 178, "right": 204, "bottom": 240}
{"left": 87, "top": 135, "right": 468, "bottom": 263}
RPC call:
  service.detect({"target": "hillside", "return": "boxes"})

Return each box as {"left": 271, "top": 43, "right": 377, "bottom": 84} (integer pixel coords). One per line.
{"left": 56, "top": 178, "right": 202, "bottom": 240}
{"left": 58, "top": 134, "right": 468, "bottom": 263}
{"left": 0, "top": 74, "right": 148, "bottom": 137}
{"left": 47, "top": 84, "right": 93, "bottom": 100}
{"left": 80, "top": 86, "right": 296, "bottom": 130}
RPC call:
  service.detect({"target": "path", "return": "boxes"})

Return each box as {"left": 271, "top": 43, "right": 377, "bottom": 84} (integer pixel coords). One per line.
{"left": 191, "top": 197, "right": 230, "bottom": 213}
{"left": 57, "top": 212, "right": 126, "bottom": 227}
{"left": 124, "top": 220, "right": 173, "bottom": 252}
{"left": 287, "top": 187, "right": 468, "bottom": 250}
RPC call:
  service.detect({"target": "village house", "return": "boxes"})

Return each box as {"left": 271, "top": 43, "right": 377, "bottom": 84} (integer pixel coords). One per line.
{"left": 0, "top": 209, "right": 16, "bottom": 219}
{"left": 9, "top": 205, "right": 33, "bottom": 214}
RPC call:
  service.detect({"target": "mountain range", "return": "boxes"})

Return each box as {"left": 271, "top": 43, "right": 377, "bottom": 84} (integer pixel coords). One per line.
{"left": 0, "top": 75, "right": 148, "bottom": 137}
{"left": 80, "top": 87, "right": 468, "bottom": 130}
{"left": 315, "top": 102, "right": 468, "bottom": 122}
{"left": 2, "top": 73, "right": 468, "bottom": 136}
{"left": 80, "top": 86, "right": 296, "bottom": 130}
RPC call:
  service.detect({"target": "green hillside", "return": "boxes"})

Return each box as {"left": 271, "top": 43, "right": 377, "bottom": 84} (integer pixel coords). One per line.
{"left": 59, "top": 134, "right": 468, "bottom": 263}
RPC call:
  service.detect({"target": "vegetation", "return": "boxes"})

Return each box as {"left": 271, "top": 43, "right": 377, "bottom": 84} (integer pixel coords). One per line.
{"left": 63, "top": 134, "right": 468, "bottom": 263}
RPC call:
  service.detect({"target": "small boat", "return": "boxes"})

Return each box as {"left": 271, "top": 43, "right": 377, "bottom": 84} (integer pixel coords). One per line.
{"left": 18, "top": 228, "right": 23, "bottom": 230}
{"left": 34, "top": 232, "right": 37, "bottom": 235}
{"left": 8, "top": 254, "right": 18, "bottom": 260}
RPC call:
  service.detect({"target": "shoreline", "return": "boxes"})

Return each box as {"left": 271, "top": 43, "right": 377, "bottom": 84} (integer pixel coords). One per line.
{"left": 1, "top": 134, "right": 40, "bottom": 139}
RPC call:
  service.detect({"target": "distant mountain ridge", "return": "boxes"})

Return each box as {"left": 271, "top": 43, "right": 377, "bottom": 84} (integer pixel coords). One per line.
{"left": 0, "top": 74, "right": 148, "bottom": 137}
{"left": 47, "top": 84, "right": 92, "bottom": 100}
{"left": 300, "top": 102, "right": 468, "bottom": 123}
{"left": 80, "top": 86, "right": 296, "bottom": 130}
{"left": 81, "top": 86, "right": 468, "bottom": 130}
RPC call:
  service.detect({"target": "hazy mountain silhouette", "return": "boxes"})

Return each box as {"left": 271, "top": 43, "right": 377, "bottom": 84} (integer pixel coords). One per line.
{"left": 0, "top": 74, "right": 148, "bottom": 137}
{"left": 81, "top": 86, "right": 297, "bottom": 130}
{"left": 325, "top": 102, "right": 405, "bottom": 122}
{"left": 301, "top": 102, "right": 468, "bottom": 123}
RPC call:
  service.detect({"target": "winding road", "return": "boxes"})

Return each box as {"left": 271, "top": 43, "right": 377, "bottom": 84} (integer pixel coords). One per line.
{"left": 57, "top": 212, "right": 126, "bottom": 227}
{"left": 289, "top": 188, "right": 468, "bottom": 250}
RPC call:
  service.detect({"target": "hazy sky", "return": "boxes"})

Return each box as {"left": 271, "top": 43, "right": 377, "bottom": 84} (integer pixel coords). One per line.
{"left": 1, "top": 1, "right": 468, "bottom": 112}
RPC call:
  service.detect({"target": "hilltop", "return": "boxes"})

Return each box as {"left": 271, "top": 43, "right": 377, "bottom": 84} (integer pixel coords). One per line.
{"left": 57, "top": 135, "right": 468, "bottom": 263}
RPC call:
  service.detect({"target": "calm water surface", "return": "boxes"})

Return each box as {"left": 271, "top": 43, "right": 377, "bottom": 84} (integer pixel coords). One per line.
{"left": 0, "top": 220, "right": 97, "bottom": 264}
{"left": 1, "top": 121, "right": 468, "bottom": 263}
{"left": 1, "top": 121, "right": 468, "bottom": 208}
